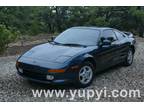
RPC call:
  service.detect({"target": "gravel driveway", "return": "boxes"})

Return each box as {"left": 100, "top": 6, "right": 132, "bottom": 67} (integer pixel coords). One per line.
{"left": 0, "top": 40, "right": 144, "bottom": 102}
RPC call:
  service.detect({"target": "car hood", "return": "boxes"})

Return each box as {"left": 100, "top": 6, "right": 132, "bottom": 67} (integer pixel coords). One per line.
{"left": 20, "top": 43, "right": 97, "bottom": 63}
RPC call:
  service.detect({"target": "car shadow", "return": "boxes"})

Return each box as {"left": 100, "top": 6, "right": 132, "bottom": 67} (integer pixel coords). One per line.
{"left": 27, "top": 80, "right": 76, "bottom": 90}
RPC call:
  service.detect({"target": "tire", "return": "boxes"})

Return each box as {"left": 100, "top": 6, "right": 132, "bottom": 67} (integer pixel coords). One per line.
{"left": 76, "top": 61, "right": 94, "bottom": 88}
{"left": 123, "top": 49, "right": 134, "bottom": 66}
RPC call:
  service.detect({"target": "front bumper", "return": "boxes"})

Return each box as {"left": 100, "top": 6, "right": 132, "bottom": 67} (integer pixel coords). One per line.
{"left": 16, "top": 63, "right": 79, "bottom": 84}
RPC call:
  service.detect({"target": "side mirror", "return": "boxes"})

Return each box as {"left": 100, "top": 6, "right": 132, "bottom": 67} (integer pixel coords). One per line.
{"left": 100, "top": 37, "right": 111, "bottom": 47}
{"left": 100, "top": 37, "right": 105, "bottom": 42}
{"left": 107, "top": 37, "right": 115, "bottom": 42}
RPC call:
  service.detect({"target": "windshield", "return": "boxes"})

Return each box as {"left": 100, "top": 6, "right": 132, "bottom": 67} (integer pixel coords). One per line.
{"left": 54, "top": 28, "right": 100, "bottom": 46}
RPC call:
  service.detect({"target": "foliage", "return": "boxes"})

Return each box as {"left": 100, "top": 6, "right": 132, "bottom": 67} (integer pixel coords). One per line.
{"left": 0, "top": 6, "right": 144, "bottom": 37}
{"left": 0, "top": 25, "right": 19, "bottom": 53}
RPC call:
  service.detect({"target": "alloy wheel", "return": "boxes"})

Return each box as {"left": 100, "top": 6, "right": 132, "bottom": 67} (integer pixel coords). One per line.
{"left": 79, "top": 65, "right": 93, "bottom": 85}
{"left": 127, "top": 50, "right": 133, "bottom": 64}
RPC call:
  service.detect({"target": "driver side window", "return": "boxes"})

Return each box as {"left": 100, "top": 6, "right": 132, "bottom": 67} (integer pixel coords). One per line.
{"left": 102, "top": 30, "right": 117, "bottom": 41}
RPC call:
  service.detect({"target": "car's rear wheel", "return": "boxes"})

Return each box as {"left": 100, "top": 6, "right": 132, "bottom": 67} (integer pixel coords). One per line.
{"left": 77, "top": 61, "right": 94, "bottom": 87}
{"left": 123, "top": 49, "right": 134, "bottom": 66}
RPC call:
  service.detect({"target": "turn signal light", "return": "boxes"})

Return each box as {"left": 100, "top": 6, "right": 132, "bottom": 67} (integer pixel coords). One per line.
{"left": 48, "top": 69, "right": 65, "bottom": 73}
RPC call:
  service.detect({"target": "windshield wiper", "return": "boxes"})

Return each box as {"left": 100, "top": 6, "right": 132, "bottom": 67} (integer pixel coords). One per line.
{"left": 62, "top": 43, "right": 87, "bottom": 47}
{"left": 51, "top": 41, "right": 87, "bottom": 47}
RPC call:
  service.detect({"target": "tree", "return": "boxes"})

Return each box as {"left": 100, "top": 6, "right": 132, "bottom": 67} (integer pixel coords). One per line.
{"left": 0, "top": 6, "right": 144, "bottom": 37}
{"left": 0, "top": 25, "right": 19, "bottom": 53}
{"left": 130, "top": 7, "right": 144, "bottom": 37}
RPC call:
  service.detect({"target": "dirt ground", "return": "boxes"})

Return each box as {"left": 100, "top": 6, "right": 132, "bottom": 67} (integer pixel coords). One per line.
{"left": 0, "top": 34, "right": 50, "bottom": 57}
{"left": 0, "top": 36, "right": 144, "bottom": 102}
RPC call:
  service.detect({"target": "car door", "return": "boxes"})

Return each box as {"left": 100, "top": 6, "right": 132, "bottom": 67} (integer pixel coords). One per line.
{"left": 113, "top": 30, "right": 130, "bottom": 63}
{"left": 94, "top": 29, "right": 120, "bottom": 71}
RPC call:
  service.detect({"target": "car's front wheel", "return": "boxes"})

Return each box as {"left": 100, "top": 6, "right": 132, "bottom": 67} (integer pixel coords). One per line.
{"left": 77, "top": 61, "right": 94, "bottom": 87}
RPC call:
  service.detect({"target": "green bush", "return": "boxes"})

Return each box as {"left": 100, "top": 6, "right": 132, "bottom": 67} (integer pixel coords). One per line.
{"left": 0, "top": 25, "right": 19, "bottom": 54}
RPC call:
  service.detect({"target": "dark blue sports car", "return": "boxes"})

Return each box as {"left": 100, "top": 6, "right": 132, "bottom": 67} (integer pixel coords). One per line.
{"left": 16, "top": 27, "right": 136, "bottom": 87}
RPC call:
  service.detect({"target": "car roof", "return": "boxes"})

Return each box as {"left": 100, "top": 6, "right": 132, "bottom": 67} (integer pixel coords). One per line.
{"left": 71, "top": 26, "right": 114, "bottom": 31}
